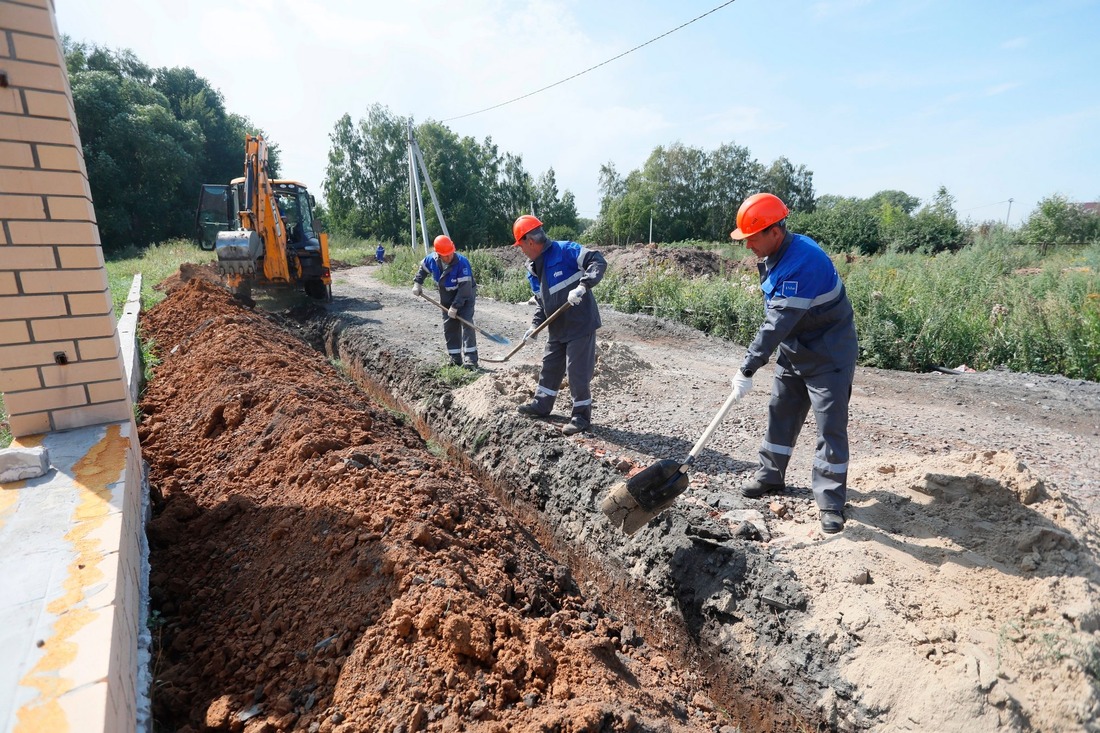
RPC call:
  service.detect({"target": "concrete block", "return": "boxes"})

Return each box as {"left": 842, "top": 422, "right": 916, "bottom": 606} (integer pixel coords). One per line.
{"left": 0, "top": 445, "right": 50, "bottom": 483}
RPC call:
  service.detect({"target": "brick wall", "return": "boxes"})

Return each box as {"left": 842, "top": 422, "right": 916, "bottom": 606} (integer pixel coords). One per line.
{"left": 0, "top": 0, "right": 132, "bottom": 437}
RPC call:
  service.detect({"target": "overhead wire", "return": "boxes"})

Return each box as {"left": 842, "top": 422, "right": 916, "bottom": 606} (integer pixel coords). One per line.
{"left": 441, "top": 0, "right": 738, "bottom": 122}
{"left": 959, "top": 199, "right": 1012, "bottom": 212}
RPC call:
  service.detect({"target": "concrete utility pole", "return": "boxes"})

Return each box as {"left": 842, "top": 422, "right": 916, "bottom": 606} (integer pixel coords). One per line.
{"left": 408, "top": 122, "right": 417, "bottom": 251}
{"left": 405, "top": 125, "right": 453, "bottom": 254}
{"left": 1005, "top": 198, "right": 1014, "bottom": 227}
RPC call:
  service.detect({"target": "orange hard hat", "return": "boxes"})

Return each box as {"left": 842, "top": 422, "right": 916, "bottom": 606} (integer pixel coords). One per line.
{"left": 729, "top": 193, "right": 790, "bottom": 240}
{"left": 433, "top": 235, "right": 456, "bottom": 256}
{"left": 512, "top": 215, "right": 543, "bottom": 246}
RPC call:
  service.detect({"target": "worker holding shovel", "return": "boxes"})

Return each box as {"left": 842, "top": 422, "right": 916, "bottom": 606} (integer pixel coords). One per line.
{"left": 513, "top": 215, "right": 607, "bottom": 436}
{"left": 729, "top": 193, "right": 858, "bottom": 534}
{"left": 412, "top": 235, "right": 479, "bottom": 368}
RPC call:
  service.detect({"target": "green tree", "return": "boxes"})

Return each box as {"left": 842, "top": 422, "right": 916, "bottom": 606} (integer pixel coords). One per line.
{"left": 416, "top": 121, "right": 494, "bottom": 247}
{"left": 705, "top": 142, "right": 763, "bottom": 240}
{"left": 891, "top": 186, "right": 967, "bottom": 253}
{"left": 591, "top": 140, "right": 814, "bottom": 245}
{"left": 323, "top": 107, "right": 563, "bottom": 247}
{"left": 491, "top": 150, "right": 532, "bottom": 243}
{"left": 533, "top": 168, "right": 579, "bottom": 235}
{"left": 642, "top": 143, "right": 709, "bottom": 242}
{"left": 64, "top": 41, "right": 274, "bottom": 251}
{"left": 789, "top": 196, "right": 882, "bottom": 254}
{"left": 761, "top": 156, "right": 815, "bottom": 213}
{"left": 1022, "top": 194, "right": 1100, "bottom": 251}
{"left": 323, "top": 104, "right": 410, "bottom": 241}
{"left": 68, "top": 50, "right": 204, "bottom": 251}
{"left": 867, "top": 190, "right": 921, "bottom": 215}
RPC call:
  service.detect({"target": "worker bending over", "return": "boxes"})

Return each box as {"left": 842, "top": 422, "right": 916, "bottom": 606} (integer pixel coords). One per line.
{"left": 728, "top": 193, "right": 858, "bottom": 534}
{"left": 412, "top": 235, "right": 478, "bottom": 368}
{"left": 513, "top": 215, "right": 607, "bottom": 436}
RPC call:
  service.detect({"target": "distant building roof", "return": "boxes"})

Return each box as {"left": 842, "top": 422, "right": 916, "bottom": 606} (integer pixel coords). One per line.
{"left": 1081, "top": 202, "right": 1100, "bottom": 214}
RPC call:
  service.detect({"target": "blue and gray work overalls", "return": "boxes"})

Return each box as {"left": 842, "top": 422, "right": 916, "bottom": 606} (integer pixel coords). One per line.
{"left": 415, "top": 252, "right": 477, "bottom": 366}
{"left": 525, "top": 240, "right": 607, "bottom": 425}
{"left": 740, "top": 232, "right": 859, "bottom": 512}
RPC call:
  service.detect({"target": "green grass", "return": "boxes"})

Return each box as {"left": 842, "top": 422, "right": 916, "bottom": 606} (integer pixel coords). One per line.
{"left": 1, "top": 393, "right": 11, "bottom": 449}
{"left": 326, "top": 233, "right": 385, "bottom": 268}
{"left": 433, "top": 363, "right": 481, "bottom": 387}
{"left": 840, "top": 240, "right": 1100, "bottom": 379}
{"left": 95, "top": 233, "right": 1100, "bottom": 385}
{"left": 366, "top": 233, "right": 1100, "bottom": 381}
{"left": 105, "top": 239, "right": 216, "bottom": 313}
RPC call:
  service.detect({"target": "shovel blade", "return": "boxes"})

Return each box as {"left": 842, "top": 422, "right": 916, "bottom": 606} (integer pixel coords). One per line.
{"left": 483, "top": 332, "right": 510, "bottom": 345}
{"left": 601, "top": 459, "right": 690, "bottom": 535}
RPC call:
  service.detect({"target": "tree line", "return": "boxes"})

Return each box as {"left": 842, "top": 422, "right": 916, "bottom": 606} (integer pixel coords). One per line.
{"left": 63, "top": 43, "right": 1097, "bottom": 255}
{"left": 63, "top": 42, "right": 278, "bottom": 254}
{"left": 323, "top": 104, "right": 578, "bottom": 249}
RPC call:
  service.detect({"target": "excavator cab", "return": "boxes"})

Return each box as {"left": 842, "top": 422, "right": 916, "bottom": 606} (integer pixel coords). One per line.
{"left": 194, "top": 184, "right": 238, "bottom": 251}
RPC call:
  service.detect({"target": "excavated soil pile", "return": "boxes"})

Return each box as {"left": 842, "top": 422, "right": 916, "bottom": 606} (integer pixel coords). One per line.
{"left": 138, "top": 279, "right": 736, "bottom": 733}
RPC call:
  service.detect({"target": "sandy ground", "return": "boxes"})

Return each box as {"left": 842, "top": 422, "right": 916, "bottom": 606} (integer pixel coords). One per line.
{"left": 141, "top": 254, "right": 1100, "bottom": 732}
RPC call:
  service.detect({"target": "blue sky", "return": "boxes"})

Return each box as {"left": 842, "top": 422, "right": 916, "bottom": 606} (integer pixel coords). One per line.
{"left": 56, "top": 0, "right": 1100, "bottom": 228}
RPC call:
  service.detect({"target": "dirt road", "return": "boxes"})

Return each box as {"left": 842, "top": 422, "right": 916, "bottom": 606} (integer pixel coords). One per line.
{"left": 141, "top": 260, "right": 1100, "bottom": 732}
{"left": 313, "top": 263, "right": 1100, "bottom": 732}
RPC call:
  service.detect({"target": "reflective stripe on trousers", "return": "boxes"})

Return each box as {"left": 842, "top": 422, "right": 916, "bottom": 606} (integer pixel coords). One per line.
{"left": 528, "top": 332, "right": 597, "bottom": 420}
{"left": 443, "top": 302, "right": 477, "bottom": 364}
{"left": 756, "top": 367, "right": 853, "bottom": 512}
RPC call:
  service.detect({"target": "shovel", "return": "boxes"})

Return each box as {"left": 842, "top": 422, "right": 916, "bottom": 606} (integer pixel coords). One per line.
{"left": 601, "top": 389, "right": 742, "bottom": 535}
{"left": 480, "top": 301, "right": 573, "bottom": 363}
{"left": 418, "top": 292, "right": 510, "bottom": 345}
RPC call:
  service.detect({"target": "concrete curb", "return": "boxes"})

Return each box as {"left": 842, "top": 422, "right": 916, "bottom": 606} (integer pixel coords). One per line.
{"left": 1, "top": 276, "right": 148, "bottom": 733}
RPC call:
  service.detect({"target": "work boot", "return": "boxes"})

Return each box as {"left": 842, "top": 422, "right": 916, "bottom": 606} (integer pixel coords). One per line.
{"left": 561, "top": 416, "right": 590, "bottom": 436}
{"left": 741, "top": 478, "right": 784, "bottom": 498}
{"left": 517, "top": 401, "right": 550, "bottom": 417}
{"left": 820, "top": 510, "right": 845, "bottom": 534}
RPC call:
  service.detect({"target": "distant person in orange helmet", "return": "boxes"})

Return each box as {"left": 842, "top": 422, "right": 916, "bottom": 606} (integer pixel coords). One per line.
{"left": 512, "top": 215, "right": 607, "bottom": 436}
{"left": 412, "top": 235, "right": 479, "bottom": 368}
{"left": 729, "top": 193, "right": 858, "bottom": 534}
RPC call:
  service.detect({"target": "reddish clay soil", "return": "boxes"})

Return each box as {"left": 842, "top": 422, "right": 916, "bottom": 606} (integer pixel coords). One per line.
{"left": 139, "top": 280, "right": 735, "bottom": 732}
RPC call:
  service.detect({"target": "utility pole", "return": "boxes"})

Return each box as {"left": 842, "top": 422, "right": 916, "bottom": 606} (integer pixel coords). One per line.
{"left": 1005, "top": 198, "right": 1013, "bottom": 227}
{"left": 649, "top": 214, "right": 653, "bottom": 245}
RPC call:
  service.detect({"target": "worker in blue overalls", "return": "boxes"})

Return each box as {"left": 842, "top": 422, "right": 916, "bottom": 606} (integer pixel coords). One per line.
{"left": 728, "top": 193, "right": 859, "bottom": 534}
{"left": 412, "top": 235, "right": 478, "bottom": 368}
{"left": 512, "top": 215, "right": 607, "bottom": 436}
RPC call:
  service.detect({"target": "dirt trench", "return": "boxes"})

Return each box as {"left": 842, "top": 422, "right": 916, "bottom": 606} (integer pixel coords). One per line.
{"left": 139, "top": 279, "right": 802, "bottom": 732}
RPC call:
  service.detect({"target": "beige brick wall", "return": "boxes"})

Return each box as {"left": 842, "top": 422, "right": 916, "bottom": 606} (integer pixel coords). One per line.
{"left": 0, "top": 0, "right": 132, "bottom": 436}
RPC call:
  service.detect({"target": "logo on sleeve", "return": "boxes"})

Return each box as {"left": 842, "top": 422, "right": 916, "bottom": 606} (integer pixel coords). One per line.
{"left": 782, "top": 281, "right": 799, "bottom": 297}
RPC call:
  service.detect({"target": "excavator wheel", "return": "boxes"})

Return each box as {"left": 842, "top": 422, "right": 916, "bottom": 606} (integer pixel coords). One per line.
{"left": 304, "top": 279, "right": 328, "bottom": 301}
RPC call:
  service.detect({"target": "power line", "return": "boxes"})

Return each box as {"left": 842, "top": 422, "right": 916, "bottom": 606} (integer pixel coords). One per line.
{"left": 959, "top": 199, "right": 1012, "bottom": 213}
{"left": 442, "top": 0, "right": 739, "bottom": 122}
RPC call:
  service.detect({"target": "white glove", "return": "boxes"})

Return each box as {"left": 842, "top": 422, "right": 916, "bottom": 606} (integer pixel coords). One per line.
{"left": 523, "top": 326, "right": 539, "bottom": 341}
{"left": 447, "top": 305, "right": 458, "bottom": 319}
{"left": 731, "top": 371, "right": 753, "bottom": 399}
{"left": 567, "top": 284, "right": 587, "bottom": 306}
{"left": 411, "top": 282, "right": 422, "bottom": 296}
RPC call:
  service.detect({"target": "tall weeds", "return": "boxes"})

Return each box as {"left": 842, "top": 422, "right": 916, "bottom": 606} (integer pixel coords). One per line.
{"left": 102, "top": 235, "right": 1098, "bottom": 382}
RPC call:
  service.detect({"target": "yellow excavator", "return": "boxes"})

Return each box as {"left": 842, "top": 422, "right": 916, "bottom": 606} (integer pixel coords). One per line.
{"left": 195, "top": 134, "right": 332, "bottom": 300}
